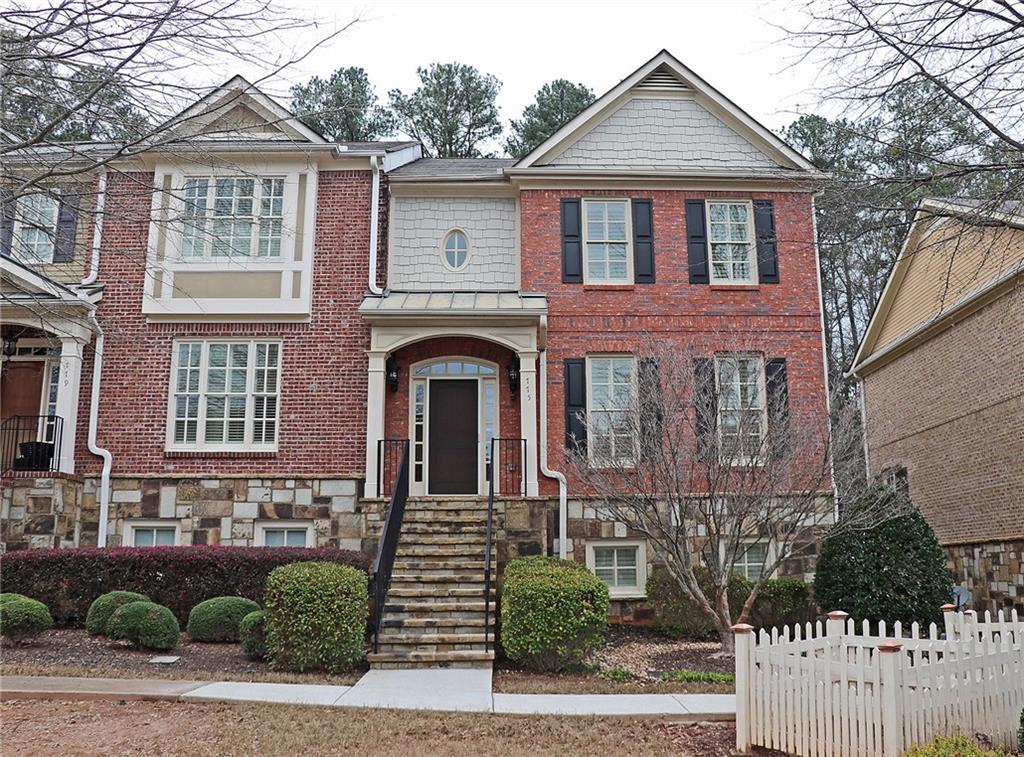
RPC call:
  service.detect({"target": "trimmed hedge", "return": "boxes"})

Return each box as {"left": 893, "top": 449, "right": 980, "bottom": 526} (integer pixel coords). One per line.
{"left": 264, "top": 562, "right": 368, "bottom": 672}
{"left": 108, "top": 601, "right": 180, "bottom": 651}
{"left": 901, "top": 733, "right": 1002, "bottom": 756}
{"left": 814, "top": 486, "right": 952, "bottom": 627}
{"left": 501, "top": 555, "right": 609, "bottom": 672}
{"left": 187, "top": 596, "right": 261, "bottom": 642}
{"left": 240, "top": 610, "right": 267, "bottom": 660}
{"left": 0, "top": 546, "right": 370, "bottom": 626}
{"left": 748, "top": 578, "right": 818, "bottom": 630}
{"left": 0, "top": 594, "right": 54, "bottom": 642}
{"left": 86, "top": 591, "right": 150, "bottom": 635}
{"left": 646, "top": 567, "right": 752, "bottom": 640}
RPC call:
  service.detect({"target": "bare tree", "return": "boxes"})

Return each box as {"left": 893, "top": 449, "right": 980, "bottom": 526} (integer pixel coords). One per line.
{"left": 566, "top": 337, "right": 893, "bottom": 653}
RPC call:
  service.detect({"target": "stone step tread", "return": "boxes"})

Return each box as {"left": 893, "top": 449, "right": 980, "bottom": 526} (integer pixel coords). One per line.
{"left": 397, "top": 546, "right": 489, "bottom": 556}
{"left": 390, "top": 573, "right": 484, "bottom": 583}
{"left": 387, "top": 587, "right": 494, "bottom": 598}
{"left": 382, "top": 617, "right": 487, "bottom": 629}
{"left": 392, "top": 561, "right": 492, "bottom": 572}
{"left": 367, "top": 650, "right": 495, "bottom": 663}
{"left": 384, "top": 601, "right": 487, "bottom": 613}
{"left": 399, "top": 534, "right": 488, "bottom": 544}
{"left": 374, "top": 633, "right": 490, "bottom": 644}
{"left": 402, "top": 512, "right": 490, "bottom": 522}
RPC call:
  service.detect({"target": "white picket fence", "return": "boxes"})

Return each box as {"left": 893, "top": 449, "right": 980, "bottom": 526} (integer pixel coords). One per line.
{"left": 734, "top": 607, "right": 1024, "bottom": 756}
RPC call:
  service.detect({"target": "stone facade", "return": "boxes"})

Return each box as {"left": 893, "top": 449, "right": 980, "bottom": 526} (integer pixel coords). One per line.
{"left": 946, "top": 540, "right": 1023, "bottom": 614}
{"left": 1, "top": 475, "right": 84, "bottom": 550}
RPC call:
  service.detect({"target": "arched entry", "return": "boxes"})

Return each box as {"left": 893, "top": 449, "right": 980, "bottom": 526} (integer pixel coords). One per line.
{"left": 409, "top": 357, "right": 498, "bottom": 495}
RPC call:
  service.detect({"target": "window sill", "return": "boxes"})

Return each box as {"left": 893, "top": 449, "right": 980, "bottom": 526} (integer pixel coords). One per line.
{"left": 164, "top": 450, "right": 278, "bottom": 459}
{"left": 583, "top": 284, "right": 635, "bottom": 291}
{"left": 608, "top": 592, "right": 647, "bottom": 601}
{"left": 709, "top": 284, "right": 760, "bottom": 291}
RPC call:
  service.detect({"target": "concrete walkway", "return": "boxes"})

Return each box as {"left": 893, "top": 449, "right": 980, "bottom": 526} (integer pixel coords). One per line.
{"left": 0, "top": 672, "right": 735, "bottom": 720}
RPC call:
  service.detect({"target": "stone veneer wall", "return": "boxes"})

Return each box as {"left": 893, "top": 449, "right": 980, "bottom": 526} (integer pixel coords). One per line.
{"left": 1, "top": 476, "right": 84, "bottom": 550}
{"left": 947, "top": 540, "right": 1023, "bottom": 614}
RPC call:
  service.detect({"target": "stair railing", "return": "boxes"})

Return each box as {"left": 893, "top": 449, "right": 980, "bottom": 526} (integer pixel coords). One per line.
{"left": 371, "top": 439, "right": 410, "bottom": 653}
{"left": 483, "top": 437, "right": 527, "bottom": 652}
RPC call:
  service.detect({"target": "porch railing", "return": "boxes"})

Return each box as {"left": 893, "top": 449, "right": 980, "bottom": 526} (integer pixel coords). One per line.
{"left": 376, "top": 438, "right": 409, "bottom": 498}
{"left": 1, "top": 415, "right": 63, "bottom": 473}
{"left": 371, "top": 439, "right": 410, "bottom": 653}
{"left": 487, "top": 436, "right": 527, "bottom": 497}
{"left": 483, "top": 436, "right": 526, "bottom": 652}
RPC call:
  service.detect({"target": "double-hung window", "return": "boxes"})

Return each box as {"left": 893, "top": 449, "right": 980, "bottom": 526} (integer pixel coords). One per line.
{"left": 707, "top": 201, "right": 756, "bottom": 284}
{"left": 14, "top": 193, "right": 60, "bottom": 262}
{"left": 586, "top": 355, "right": 637, "bottom": 466}
{"left": 181, "top": 176, "right": 286, "bottom": 258}
{"left": 587, "top": 541, "right": 647, "bottom": 598}
{"left": 715, "top": 354, "right": 766, "bottom": 464}
{"left": 169, "top": 340, "right": 281, "bottom": 450}
{"left": 734, "top": 540, "right": 769, "bottom": 582}
{"left": 583, "top": 199, "right": 632, "bottom": 284}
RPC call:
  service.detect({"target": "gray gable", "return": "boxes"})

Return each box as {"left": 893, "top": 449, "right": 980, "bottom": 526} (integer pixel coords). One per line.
{"left": 545, "top": 97, "right": 781, "bottom": 170}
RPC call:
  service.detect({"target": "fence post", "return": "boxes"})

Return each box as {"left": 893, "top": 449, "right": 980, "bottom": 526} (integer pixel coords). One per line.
{"left": 733, "top": 623, "right": 754, "bottom": 755}
{"left": 827, "top": 609, "right": 849, "bottom": 638}
{"left": 941, "top": 603, "right": 956, "bottom": 639}
{"left": 963, "top": 609, "right": 977, "bottom": 641}
{"left": 878, "top": 639, "right": 904, "bottom": 757}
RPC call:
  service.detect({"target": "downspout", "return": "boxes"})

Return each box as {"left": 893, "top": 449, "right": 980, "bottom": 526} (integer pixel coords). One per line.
{"left": 81, "top": 169, "right": 112, "bottom": 546}
{"left": 538, "top": 344, "right": 569, "bottom": 559}
{"left": 367, "top": 155, "right": 383, "bottom": 295}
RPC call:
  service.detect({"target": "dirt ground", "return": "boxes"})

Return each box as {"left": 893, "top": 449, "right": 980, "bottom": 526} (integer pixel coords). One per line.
{"left": 0, "top": 699, "right": 772, "bottom": 757}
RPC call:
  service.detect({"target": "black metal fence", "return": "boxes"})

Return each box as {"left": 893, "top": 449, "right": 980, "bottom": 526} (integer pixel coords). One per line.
{"left": 488, "top": 437, "right": 527, "bottom": 497}
{"left": 1, "top": 415, "right": 63, "bottom": 473}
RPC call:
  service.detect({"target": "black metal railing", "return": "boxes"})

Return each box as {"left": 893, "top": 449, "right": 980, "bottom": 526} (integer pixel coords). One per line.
{"left": 483, "top": 436, "right": 526, "bottom": 652}
{"left": 1, "top": 415, "right": 63, "bottom": 473}
{"left": 376, "top": 438, "right": 409, "bottom": 498}
{"left": 371, "top": 439, "right": 410, "bottom": 653}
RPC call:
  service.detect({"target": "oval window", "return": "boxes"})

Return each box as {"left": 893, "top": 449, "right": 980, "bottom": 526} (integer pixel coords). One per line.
{"left": 442, "top": 229, "right": 469, "bottom": 270}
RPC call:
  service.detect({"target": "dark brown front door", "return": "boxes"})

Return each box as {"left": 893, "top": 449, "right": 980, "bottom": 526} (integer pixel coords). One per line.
{"left": 428, "top": 379, "right": 478, "bottom": 494}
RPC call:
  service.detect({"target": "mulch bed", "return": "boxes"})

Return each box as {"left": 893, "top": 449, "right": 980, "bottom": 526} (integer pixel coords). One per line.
{"left": 0, "top": 629, "right": 362, "bottom": 684}
{"left": 591, "top": 624, "right": 734, "bottom": 677}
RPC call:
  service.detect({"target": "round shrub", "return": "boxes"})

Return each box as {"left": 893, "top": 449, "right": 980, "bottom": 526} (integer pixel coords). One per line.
{"left": 108, "top": 601, "right": 180, "bottom": 651}
{"left": 86, "top": 591, "right": 150, "bottom": 635}
{"left": 187, "top": 596, "right": 261, "bottom": 642}
{"left": 0, "top": 592, "right": 28, "bottom": 604}
{"left": 646, "top": 566, "right": 752, "bottom": 640}
{"left": 902, "top": 733, "right": 1002, "bottom": 756}
{"left": 239, "top": 610, "right": 267, "bottom": 660}
{"left": 264, "top": 561, "right": 368, "bottom": 673}
{"left": 814, "top": 486, "right": 952, "bottom": 626}
{"left": 0, "top": 594, "right": 54, "bottom": 642}
{"left": 500, "top": 555, "right": 609, "bottom": 672}
{"left": 749, "top": 578, "right": 817, "bottom": 630}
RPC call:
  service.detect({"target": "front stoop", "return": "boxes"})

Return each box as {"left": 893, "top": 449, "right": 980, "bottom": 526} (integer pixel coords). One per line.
{"left": 368, "top": 498, "right": 497, "bottom": 670}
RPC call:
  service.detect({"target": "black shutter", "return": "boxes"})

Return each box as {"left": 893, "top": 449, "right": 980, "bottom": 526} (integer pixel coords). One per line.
{"left": 561, "top": 198, "right": 582, "bottom": 283}
{"left": 53, "top": 191, "right": 79, "bottom": 263}
{"left": 686, "top": 199, "right": 709, "bottom": 284}
{"left": 765, "top": 358, "right": 789, "bottom": 457}
{"left": 564, "top": 358, "right": 587, "bottom": 453}
{"left": 693, "top": 358, "right": 717, "bottom": 460}
{"left": 0, "top": 189, "right": 14, "bottom": 258}
{"left": 632, "top": 198, "right": 654, "bottom": 284}
{"left": 754, "top": 200, "right": 779, "bottom": 284}
{"left": 638, "top": 357, "right": 662, "bottom": 458}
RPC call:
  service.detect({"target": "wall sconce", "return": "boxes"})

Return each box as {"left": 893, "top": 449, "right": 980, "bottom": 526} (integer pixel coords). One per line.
{"left": 1, "top": 336, "right": 16, "bottom": 360}
{"left": 386, "top": 357, "right": 400, "bottom": 393}
{"left": 507, "top": 362, "right": 520, "bottom": 397}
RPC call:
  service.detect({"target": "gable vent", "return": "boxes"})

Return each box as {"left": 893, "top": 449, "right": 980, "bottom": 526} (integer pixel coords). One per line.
{"left": 636, "top": 67, "right": 689, "bottom": 92}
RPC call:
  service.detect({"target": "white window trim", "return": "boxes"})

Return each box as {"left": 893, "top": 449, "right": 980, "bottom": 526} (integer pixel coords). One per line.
{"left": 585, "top": 354, "right": 638, "bottom": 468}
{"left": 582, "top": 198, "right": 633, "bottom": 285}
{"left": 254, "top": 520, "right": 314, "bottom": 547}
{"left": 714, "top": 352, "right": 767, "bottom": 466}
{"left": 720, "top": 537, "right": 776, "bottom": 582}
{"left": 12, "top": 193, "right": 61, "bottom": 265}
{"left": 123, "top": 520, "right": 181, "bottom": 547}
{"left": 440, "top": 227, "right": 472, "bottom": 272}
{"left": 586, "top": 539, "right": 648, "bottom": 599}
{"left": 165, "top": 339, "right": 282, "bottom": 452}
{"left": 706, "top": 200, "right": 758, "bottom": 286}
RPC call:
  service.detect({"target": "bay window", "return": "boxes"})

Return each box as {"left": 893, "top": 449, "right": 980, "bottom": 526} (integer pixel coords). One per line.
{"left": 181, "top": 176, "right": 286, "bottom": 259}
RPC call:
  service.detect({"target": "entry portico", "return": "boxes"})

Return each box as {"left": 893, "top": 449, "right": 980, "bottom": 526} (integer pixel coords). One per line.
{"left": 360, "top": 292, "right": 546, "bottom": 498}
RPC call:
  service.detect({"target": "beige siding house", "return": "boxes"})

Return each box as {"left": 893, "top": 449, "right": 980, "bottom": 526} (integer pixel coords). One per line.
{"left": 849, "top": 199, "right": 1024, "bottom": 614}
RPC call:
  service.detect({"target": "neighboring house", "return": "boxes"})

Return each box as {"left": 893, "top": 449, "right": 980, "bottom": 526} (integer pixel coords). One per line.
{"left": 849, "top": 198, "right": 1024, "bottom": 614}
{"left": 1, "top": 50, "right": 831, "bottom": 664}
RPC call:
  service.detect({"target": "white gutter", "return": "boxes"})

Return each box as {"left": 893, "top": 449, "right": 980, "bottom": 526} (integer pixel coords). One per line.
{"left": 368, "top": 155, "right": 383, "bottom": 295}
{"left": 81, "top": 170, "right": 113, "bottom": 547}
{"left": 538, "top": 346, "right": 569, "bottom": 559}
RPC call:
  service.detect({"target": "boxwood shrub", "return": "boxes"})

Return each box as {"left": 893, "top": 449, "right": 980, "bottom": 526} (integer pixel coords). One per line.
{"left": 0, "top": 546, "right": 369, "bottom": 626}
{"left": 901, "top": 733, "right": 1002, "bottom": 756}
{"left": 239, "top": 610, "right": 267, "bottom": 660}
{"left": 646, "top": 566, "right": 752, "bottom": 640}
{"left": 85, "top": 591, "right": 150, "bottom": 635}
{"left": 0, "top": 594, "right": 54, "bottom": 642}
{"left": 187, "top": 596, "right": 261, "bottom": 642}
{"left": 264, "top": 562, "right": 368, "bottom": 672}
{"left": 107, "top": 600, "right": 180, "bottom": 651}
{"left": 500, "top": 555, "right": 609, "bottom": 672}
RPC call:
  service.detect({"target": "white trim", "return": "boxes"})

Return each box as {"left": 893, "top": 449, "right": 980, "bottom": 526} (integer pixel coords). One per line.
{"left": 586, "top": 539, "right": 648, "bottom": 599}
{"left": 706, "top": 200, "right": 758, "bottom": 285}
{"left": 440, "top": 227, "right": 472, "bottom": 272}
{"left": 254, "top": 520, "right": 314, "bottom": 547}
{"left": 581, "top": 198, "right": 633, "bottom": 285}
{"left": 585, "top": 354, "right": 638, "bottom": 468}
{"left": 123, "top": 520, "right": 181, "bottom": 547}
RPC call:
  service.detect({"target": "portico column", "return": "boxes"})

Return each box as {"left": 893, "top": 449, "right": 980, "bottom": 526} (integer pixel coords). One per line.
{"left": 55, "top": 337, "right": 84, "bottom": 474}
{"left": 364, "top": 350, "right": 388, "bottom": 498}
{"left": 518, "top": 350, "right": 539, "bottom": 497}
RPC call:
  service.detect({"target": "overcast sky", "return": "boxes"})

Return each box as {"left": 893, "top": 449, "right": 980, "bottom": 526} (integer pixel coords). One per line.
{"left": 236, "top": 0, "right": 829, "bottom": 139}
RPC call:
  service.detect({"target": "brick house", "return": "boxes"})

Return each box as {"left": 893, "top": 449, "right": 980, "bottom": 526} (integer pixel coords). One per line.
{"left": 848, "top": 198, "right": 1024, "bottom": 614}
{"left": 2, "top": 50, "right": 831, "bottom": 664}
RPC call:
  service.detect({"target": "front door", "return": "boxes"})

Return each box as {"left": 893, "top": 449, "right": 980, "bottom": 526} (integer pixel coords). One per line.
{"left": 428, "top": 379, "right": 478, "bottom": 494}
{"left": 1, "top": 361, "right": 46, "bottom": 470}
